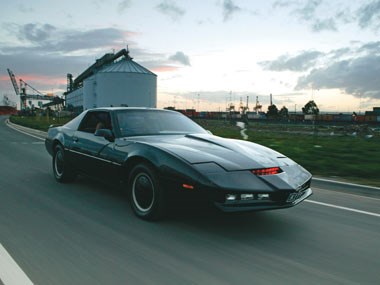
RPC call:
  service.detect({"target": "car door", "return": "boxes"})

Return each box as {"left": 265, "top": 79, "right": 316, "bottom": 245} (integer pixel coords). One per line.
{"left": 70, "top": 110, "right": 116, "bottom": 179}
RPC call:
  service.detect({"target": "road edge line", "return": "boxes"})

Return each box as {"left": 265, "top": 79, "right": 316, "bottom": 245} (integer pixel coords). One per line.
{"left": 313, "top": 177, "right": 380, "bottom": 191}
{"left": 6, "top": 119, "right": 47, "bottom": 135}
{"left": 0, "top": 243, "right": 34, "bottom": 285}
{"left": 306, "top": 200, "right": 380, "bottom": 218}
{"left": 5, "top": 120, "right": 45, "bottom": 141}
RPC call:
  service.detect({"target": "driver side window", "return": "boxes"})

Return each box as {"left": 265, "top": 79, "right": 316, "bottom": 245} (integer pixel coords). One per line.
{"left": 78, "top": 111, "right": 111, "bottom": 134}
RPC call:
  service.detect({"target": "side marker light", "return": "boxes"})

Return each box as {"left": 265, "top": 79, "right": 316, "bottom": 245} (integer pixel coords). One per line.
{"left": 182, "top": 184, "right": 194, "bottom": 190}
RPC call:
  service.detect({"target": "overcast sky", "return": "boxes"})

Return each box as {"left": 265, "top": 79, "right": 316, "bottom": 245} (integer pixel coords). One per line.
{"left": 1, "top": 0, "right": 380, "bottom": 112}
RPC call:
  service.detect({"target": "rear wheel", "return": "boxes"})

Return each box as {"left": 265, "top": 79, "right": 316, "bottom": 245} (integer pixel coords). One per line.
{"left": 129, "top": 163, "right": 165, "bottom": 220}
{"left": 53, "top": 144, "right": 76, "bottom": 183}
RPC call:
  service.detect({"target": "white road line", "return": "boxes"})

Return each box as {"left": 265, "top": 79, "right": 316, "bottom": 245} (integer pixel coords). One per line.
{"left": 306, "top": 200, "right": 380, "bottom": 218}
{"left": 313, "top": 177, "right": 380, "bottom": 190}
{"left": 6, "top": 121, "right": 44, "bottom": 141}
{"left": 312, "top": 186, "right": 380, "bottom": 201}
{"left": 0, "top": 244, "right": 34, "bottom": 285}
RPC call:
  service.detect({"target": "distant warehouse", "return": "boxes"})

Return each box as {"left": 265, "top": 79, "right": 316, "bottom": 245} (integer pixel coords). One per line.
{"left": 65, "top": 48, "right": 157, "bottom": 112}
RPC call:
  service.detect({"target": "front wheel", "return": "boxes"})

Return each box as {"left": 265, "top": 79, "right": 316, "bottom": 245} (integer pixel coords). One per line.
{"left": 53, "top": 144, "right": 76, "bottom": 183}
{"left": 129, "top": 163, "right": 165, "bottom": 221}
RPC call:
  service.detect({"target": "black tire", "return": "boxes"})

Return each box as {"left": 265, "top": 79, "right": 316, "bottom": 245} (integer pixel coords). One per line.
{"left": 129, "top": 163, "right": 165, "bottom": 221}
{"left": 53, "top": 144, "right": 76, "bottom": 183}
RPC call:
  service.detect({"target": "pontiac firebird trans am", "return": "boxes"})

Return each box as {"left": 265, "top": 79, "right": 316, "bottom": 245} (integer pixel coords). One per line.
{"left": 45, "top": 107, "right": 312, "bottom": 220}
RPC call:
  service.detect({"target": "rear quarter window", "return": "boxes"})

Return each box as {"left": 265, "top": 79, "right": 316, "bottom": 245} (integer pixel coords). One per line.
{"left": 63, "top": 111, "right": 87, "bottom": 130}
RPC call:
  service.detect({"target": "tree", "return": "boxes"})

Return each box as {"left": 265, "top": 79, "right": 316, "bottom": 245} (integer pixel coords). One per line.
{"left": 266, "top": 104, "right": 279, "bottom": 118}
{"left": 279, "top": 106, "right": 289, "bottom": 119}
{"left": 302, "top": 100, "right": 319, "bottom": 115}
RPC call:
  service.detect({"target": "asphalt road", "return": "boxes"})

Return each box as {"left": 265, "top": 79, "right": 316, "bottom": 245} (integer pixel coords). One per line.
{"left": 1, "top": 116, "right": 379, "bottom": 285}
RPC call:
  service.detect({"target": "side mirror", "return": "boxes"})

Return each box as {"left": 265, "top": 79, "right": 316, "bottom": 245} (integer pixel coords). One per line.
{"left": 95, "top": 129, "right": 115, "bottom": 142}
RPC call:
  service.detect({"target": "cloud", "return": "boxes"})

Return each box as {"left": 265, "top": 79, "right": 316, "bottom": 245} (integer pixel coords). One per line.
{"left": 296, "top": 54, "right": 380, "bottom": 99}
{"left": 259, "top": 50, "right": 323, "bottom": 72}
{"left": 140, "top": 58, "right": 179, "bottom": 73}
{"left": 0, "top": 52, "right": 89, "bottom": 77}
{"left": 335, "top": 9, "right": 355, "bottom": 24}
{"left": 1, "top": 25, "right": 115, "bottom": 80}
{"left": 118, "top": 0, "right": 132, "bottom": 13}
{"left": 132, "top": 51, "right": 191, "bottom": 73}
{"left": 4, "top": 23, "right": 135, "bottom": 55}
{"left": 293, "top": 0, "right": 341, "bottom": 32}
{"left": 222, "top": 0, "right": 241, "bottom": 21}
{"left": 0, "top": 51, "right": 91, "bottom": 96}
{"left": 0, "top": 23, "right": 159, "bottom": 95}
{"left": 18, "top": 4, "right": 34, "bottom": 13}
{"left": 156, "top": 0, "right": 185, "bottom": 21}
{"left": 357, "top": 0, "right": 380, "bottom": 29}
{"left": 0, "top": 52, "right": 84, "bottom": 96}
{"left": 17, "top": 23, "right": 56, "bottom": 43}
{"left": 358, "top": 41, "right": 380, "bottom": 54}
{"left": 140, "top": 58, "right": 184, "bottom": 73}
{"left": 273, "top": 0, "right": 380, "bottom": 32}
{"left": 311, "top": 18, "right": 337, "bottom": 32}
{"left": 168, "top": 51, "right": 191, "bottom": 66}
{"left": 58, "top": 28, "right": 131, "bottom": 53}
{"left": 0, "top": 22, "right": 191, "bottom": 96}
{"left": 272, "top": 0, "right": 299, "bottom": 9}
{"left": 293, "top": 0, "right": 322, "bottom": 21}
{"left": 273, "top": 0, "right": 346, "bottom": 32}
{"left": 260, "top": 42, "right": 380, "bottom": 100}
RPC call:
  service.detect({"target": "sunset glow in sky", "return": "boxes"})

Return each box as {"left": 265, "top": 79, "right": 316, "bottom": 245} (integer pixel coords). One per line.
{"left": 1, "top": 0, "right": 380, "bottom": 112}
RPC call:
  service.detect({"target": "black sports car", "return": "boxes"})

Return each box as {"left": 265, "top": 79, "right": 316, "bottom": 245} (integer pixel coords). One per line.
{"left": 45, "top": 107, "right": 312, "bottom": 220}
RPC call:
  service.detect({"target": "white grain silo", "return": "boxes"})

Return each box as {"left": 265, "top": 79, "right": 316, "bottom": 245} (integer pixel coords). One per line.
{"left": 66, "top": 48, "right": 157, "bottom": 111}
{"left": 83, "top": 76, "right": 96, "bottom": 108}
{"left": 81, "top": 49, "right": 156, "bottom": 110}
{"left": 94, "top": 55, "right": 157, "bottom": 108}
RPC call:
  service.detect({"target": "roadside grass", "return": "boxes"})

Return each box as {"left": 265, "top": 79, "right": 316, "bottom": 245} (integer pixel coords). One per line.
{"left": 10, "top": 115, "right": 380, "bottom": 187}
{"left": 9, "top": 115, "right": 72, "bottom": 131}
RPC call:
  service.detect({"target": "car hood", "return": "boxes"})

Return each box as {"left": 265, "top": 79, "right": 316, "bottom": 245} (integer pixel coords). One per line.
{"left": 124, "top": 133, "right": 296, "bottom": 171}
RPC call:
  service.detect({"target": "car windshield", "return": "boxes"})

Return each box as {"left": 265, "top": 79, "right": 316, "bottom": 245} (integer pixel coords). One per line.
{"left": 116, "top": 109, "right": 208, "bottom": 137}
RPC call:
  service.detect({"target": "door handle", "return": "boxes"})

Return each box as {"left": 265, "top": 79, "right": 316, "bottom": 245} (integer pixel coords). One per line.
{"left": 73, "top": 137, "right": 78, "bottom": 142}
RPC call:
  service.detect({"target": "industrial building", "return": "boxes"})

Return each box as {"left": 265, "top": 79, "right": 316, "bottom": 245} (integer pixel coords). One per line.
{"left": 65, "top": 48, "right": 157, "bottom": 111}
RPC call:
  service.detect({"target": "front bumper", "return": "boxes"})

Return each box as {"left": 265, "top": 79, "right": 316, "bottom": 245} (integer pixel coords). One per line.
{"left": 213, "top": 187, "right": 313, "bottom": 212}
